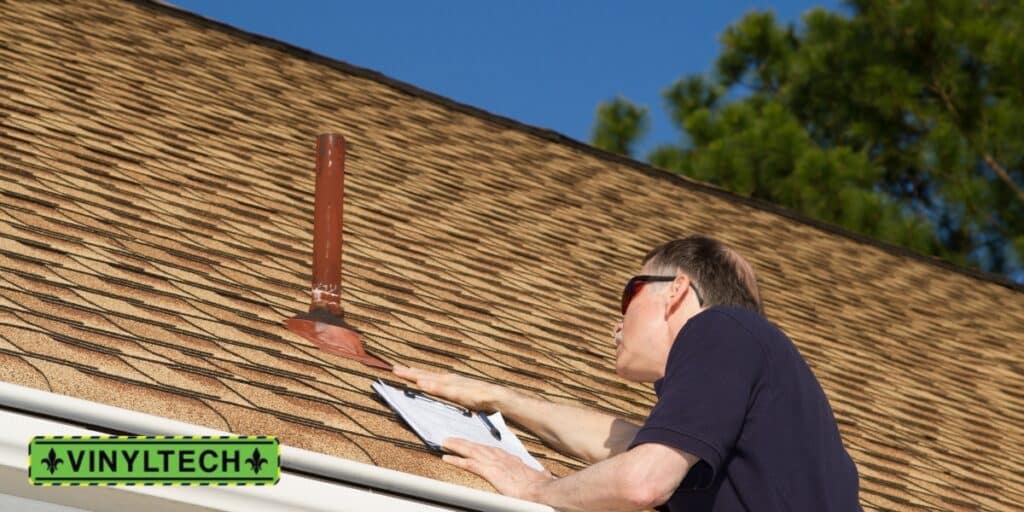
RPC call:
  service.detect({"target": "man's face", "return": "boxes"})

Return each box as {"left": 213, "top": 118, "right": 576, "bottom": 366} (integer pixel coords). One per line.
{"left": 615, "top": 263, "right": 672, "bottom": 382}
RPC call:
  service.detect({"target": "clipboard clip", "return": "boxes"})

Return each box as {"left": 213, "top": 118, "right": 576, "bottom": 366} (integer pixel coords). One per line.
{"left": 403, "top": 388, "right": 473, "bottom": 417}
{"left": 401, "top": 386, "right": 502, "bottom": 440}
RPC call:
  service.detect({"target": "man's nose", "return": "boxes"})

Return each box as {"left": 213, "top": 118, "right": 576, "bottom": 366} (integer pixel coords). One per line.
{"left": 612, "top": 320, "right": 623, "bottom": 340}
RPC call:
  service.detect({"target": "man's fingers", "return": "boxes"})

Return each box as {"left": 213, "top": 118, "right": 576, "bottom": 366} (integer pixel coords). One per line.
{"left": 393, "top": 364, "right": 428, "bottom": 380}
{"left": 393, "top": 366, "right": 450, "bottom": 392}
{"left": 443, "top": 438, "right": 488, "bottom": 458}
{"left": 394, "top": 367, "right": 432, "bottom": 387}
{"left": 442, "top": 438, "right": 471, "bottom": 455}
{"left": 445, "top": 438, "right": 505, "bottom": 460}
{"left": 441, "top": 454, "right": 472, "bottom": 470}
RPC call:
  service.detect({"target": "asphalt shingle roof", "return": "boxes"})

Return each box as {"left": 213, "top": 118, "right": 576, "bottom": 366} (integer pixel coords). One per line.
{"left": 1, "top": 1, "right": 1022, "bottom": 509}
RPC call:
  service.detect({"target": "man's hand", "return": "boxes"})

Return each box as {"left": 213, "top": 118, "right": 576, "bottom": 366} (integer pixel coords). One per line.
{"left": 442, "top": 438, "right": 554, "bottom": 501}
{"left": 393, "top": 365, "right": 511, "bottom": 412}
{"left": 394, "top": 365, "right": 640, "bottom": 466}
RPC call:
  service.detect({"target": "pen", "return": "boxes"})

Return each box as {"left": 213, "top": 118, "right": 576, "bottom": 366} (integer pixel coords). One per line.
{"left": 477, "top": 412, "right": 502, "bottom": 441}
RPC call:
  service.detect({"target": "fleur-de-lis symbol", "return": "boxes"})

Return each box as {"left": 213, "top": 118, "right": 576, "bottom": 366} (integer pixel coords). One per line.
{"left": 244, "top": 448, "right": 268, "bottom": 473}
{"left": 42, "top": 448, "right": 63, "bottom": 474}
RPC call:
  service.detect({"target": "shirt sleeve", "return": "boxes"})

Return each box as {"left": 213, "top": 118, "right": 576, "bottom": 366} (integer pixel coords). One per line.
{"left": 629, "top": 309, "right": 766, "bottom": 489}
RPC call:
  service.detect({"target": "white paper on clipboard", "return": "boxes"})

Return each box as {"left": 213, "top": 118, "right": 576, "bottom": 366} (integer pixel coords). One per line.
{"left": 372, "top": 379, "right": 543, "bottom": 471}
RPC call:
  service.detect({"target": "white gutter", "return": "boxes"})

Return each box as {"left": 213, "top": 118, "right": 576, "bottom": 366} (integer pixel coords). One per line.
{"left": 0, "top": 381, "right": 554, "bottom": 512}
{"left": 0, "top": 407, "right": 454, "bottom": 512}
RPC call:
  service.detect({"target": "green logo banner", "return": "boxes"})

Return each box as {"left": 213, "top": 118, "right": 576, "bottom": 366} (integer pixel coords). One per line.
{"left": 28, "top": 436, "right": 279, "bottom": 486}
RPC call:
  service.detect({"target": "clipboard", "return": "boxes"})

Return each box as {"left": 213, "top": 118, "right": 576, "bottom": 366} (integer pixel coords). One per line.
{"left": 371, "top": 379, "right": 544, "bottom": 470}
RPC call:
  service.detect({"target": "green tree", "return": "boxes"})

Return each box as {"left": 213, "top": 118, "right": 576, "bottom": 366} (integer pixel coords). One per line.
{"left": 593, "top": 0, "right": 1024, "bottom": 280}
{"left": 591, "top": 96, "right": 649, "bottom": 158}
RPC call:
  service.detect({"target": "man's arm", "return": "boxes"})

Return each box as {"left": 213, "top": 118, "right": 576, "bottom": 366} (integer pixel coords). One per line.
{"left": 444, "top": 438, "right": 697, "bottom": 511}
{"left": 393, "top": 365, "right": 640, "bottom": 463}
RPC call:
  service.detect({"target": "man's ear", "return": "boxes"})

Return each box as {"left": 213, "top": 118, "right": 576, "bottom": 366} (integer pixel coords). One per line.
{"left": 664, "top": 275, "right": 689, "bottom": 317}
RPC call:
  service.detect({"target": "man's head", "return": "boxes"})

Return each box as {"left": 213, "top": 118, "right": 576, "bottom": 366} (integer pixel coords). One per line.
{"left": 614, "top": 236, "right": 763, "bottom": 381}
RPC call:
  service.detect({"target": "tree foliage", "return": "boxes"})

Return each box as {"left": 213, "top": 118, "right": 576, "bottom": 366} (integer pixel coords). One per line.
{"left": 593, "top": 0, "right": 1024, "bottom": 280}
{"left": 592, "top": 96, "right": 649, "bottom": 157}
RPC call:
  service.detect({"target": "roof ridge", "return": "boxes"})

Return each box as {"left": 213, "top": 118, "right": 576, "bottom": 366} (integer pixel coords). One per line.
{"left": 136, "top": 0, "right": 1023, "bottom": 293}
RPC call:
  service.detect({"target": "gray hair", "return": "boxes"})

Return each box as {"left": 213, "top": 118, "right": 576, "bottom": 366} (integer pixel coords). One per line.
{"left": 643, "top": 236, "right": 763, "bottom": 314}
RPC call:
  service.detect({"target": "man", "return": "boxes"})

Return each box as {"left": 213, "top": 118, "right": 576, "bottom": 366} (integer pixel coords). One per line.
{"left": 394, "top": 236, "right": 860, "bottom": 511}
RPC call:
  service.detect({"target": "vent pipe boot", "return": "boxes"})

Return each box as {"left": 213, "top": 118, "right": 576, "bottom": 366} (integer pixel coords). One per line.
{"left": 285, "top": 134, "right": 390, "bottom": 370}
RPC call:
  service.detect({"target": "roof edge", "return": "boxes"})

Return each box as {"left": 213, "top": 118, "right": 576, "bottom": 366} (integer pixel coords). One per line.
{"left": 0, "top": 382, "right": 553, "bottom": 512}
{"left": 0, "top": 408, "right": 451, "bottom": 512}
{"left": 139, "top": 0, "right": 1022, "bottom": 293}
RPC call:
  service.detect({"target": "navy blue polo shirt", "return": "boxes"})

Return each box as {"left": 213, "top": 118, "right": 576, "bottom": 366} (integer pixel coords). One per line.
{"left": 629, "top": 306, "right": 860, "bottom": 511}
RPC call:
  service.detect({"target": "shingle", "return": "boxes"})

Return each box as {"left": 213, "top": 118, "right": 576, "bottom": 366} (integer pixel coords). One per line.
{"left": 0, "top": 351, "right": 52, "bottom": 391}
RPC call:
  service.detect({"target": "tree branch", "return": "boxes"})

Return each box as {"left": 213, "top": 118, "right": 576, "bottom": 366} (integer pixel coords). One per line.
{"left": 982, "top": 152, "right": 1024, "bottom": 203}
{"left": 930, "top": 81, "right": 1024, "bottom": 204}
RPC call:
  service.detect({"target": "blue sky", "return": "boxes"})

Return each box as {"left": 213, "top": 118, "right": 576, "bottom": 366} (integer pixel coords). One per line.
{"left": 170, "top": 0, "right": 844, "bottom": 157}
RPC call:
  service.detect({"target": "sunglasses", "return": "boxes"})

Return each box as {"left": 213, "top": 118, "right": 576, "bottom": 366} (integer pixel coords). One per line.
{"left": 620, "top": 275, "right": 704, "bottom": 315}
